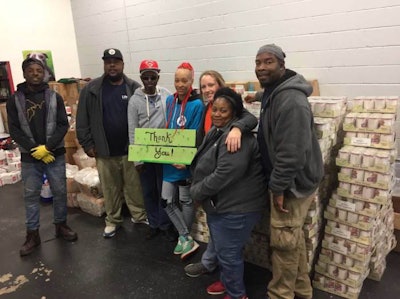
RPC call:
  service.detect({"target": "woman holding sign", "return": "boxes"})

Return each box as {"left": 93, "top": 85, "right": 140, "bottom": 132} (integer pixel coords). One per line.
{"left": 161, "top": 62, "right": 204, "bottom": 259}
{"left": 190, "top": 87, "right": 266, "bottom": 299}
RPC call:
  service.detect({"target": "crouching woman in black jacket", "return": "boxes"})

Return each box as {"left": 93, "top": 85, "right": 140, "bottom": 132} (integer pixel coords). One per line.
{"left": 190, "top": 87, "right": 267, "bottom": 299}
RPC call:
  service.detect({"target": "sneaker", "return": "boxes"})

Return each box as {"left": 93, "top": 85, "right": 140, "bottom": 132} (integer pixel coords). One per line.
{"left": 180, "top": 236, "right": 199, "bottom": 260}
{"left": 131, "top": 217, "right": 149, "bottom": 225}
{"left": 206, "top": 280, "right": 226, "bottom": 295}
{"left": 184, "top": 262, "right": 210, "bottom": 277}
{"left": 174, "top": 235, "right": 186, "bottom": 255}
{"left": 103, "top": 225, "right": 119, "bottom": 238}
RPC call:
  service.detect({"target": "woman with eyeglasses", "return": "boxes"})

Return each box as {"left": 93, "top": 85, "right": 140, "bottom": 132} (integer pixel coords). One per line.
{"left": 127, "top": 60, "right": 177, "bottom": 242}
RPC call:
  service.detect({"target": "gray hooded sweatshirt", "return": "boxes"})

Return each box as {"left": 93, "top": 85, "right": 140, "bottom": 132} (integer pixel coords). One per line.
{"left": 127, "top": 86, "right": 171, "bottom": 165}
{"left": 259, "top": 72, "right": 324, "bottom": 198}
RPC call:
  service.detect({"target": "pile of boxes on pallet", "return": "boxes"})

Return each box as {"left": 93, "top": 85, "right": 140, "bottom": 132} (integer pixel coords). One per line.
{"left": 313, "top": 96, "right": 399, "bottom": 299}
{"left": 0, "top": 148, "right": 21, "bottom": 186}
{"left": 49, "top": 80, "right": 105, "bottom": 217}
{"left": 305, "top": 96, "right": 347, "bottom": 270}
{"left": 70, "top": 154, "right": 105, "bottom": 217}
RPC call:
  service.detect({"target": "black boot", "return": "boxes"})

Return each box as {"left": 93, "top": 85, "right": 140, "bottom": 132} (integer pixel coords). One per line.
{"left": 55, "top": 222, "right": 78, "bottom": 241}
{"left": 162, "top": 226, "right": 178, "bottom": 242}
{"left": 20, "top": 229, "right": 41, "bottom": 256}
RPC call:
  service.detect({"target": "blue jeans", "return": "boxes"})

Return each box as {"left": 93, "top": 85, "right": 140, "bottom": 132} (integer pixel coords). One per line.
{"left": 21, "top": 155, "right": 68, "bottom": 230}
{"left": 140, "top": 163, "right": 171, "bottom": 230}
{"left": 201, "top": 238, "right": 218, "bottom": 271}
{"left": 207, "top": 212, "right": 261, "bottom": 299}
{"left": 161, "top": 181, "right": 194, "bottom": 236}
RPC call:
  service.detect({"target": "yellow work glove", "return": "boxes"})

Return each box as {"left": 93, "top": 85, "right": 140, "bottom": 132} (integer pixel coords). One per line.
{"left": 31, "top": 145, "right": 51, "bottom": 160}
{"left": 42, "top": 153, "right": 55, "bottom": 164}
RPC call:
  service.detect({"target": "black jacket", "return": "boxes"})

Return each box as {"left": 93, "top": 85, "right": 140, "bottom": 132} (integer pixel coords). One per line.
{"left": 76, "top": 74, "right": 140, "bottom": 157}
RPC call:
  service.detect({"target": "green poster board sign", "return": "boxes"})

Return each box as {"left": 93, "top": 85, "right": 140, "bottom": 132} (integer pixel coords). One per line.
{"left": 128, "top": 128, "right": 197, "bottom": 164}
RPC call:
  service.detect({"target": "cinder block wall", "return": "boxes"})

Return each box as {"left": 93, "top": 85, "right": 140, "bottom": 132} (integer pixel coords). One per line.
{"left": 70, "top": 0, "right": 400, "bottom": 153}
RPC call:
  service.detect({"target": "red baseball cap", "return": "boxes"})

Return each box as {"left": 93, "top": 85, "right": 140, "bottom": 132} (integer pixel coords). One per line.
{"left": 139, "top": 60, "right": 160, "bottom": 74}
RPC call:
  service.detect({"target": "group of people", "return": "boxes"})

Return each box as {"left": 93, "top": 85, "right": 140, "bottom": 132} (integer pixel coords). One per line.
{"left": 7, "top": 43, "right": 324, "bottom": 299}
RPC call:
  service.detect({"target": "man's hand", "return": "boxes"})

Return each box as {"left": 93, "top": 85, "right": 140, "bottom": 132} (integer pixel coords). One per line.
{"left": 135, "top": 164, "right": 145, "bottom": 173}
{"left": 42, "top": 153, "right": 55, "bottom": 164}
{"left": 244, "top": 93, "right": 256, "bottom": 103}
{"left": 225, "top": 127, "right": 241, "bottom": 153}
{"left": 272, "top": 193, "right": 289, "bottom": 213}
{"left": 31, "top": 145, "right": 51, "bottom": 160}
{"left": 86, "top": 148, "right": 96, "bottom": 158}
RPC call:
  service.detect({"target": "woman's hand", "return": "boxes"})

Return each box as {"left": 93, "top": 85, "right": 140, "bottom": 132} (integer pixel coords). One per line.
{"left": 225, "top": 127, "right": 241, "bottom": 153}
{"left": 172, "top": 164, "right": 186, "bottom": 170}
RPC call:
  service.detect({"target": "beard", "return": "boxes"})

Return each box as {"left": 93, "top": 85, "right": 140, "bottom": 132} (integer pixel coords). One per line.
{"left": 106, "top": 73, "right": 123, "bottom": 83}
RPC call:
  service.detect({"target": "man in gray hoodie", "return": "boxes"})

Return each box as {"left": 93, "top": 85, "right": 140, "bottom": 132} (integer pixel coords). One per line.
{"left": 127, "top": 60, "right": 176, "bottom": 241}
{"left": 255, "top": 44, "right": 323, "bottom": 299}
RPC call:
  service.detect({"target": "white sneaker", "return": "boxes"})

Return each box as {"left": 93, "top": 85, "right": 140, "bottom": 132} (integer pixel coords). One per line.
{"left": 103, "top": 225, "right": 119, "bottom": 238}
{"left": 131, "top": 218, "right": 149, "bottom": 225}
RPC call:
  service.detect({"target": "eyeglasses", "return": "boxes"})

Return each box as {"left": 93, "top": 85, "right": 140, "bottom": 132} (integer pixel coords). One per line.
{"left": 141, "top": 76, "right": 158, "bottom": 81}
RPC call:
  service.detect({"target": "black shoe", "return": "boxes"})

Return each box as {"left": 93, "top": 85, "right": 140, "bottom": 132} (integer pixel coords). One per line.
{"left": 20, "top": 229, "right": 41, "bottom": 256}
{"left": 145, "top": 227, "right": 160, "bottom": 240}
{"left": 55, "top": 222, "right": 78, "bottom": 241}
{"left": 162, "top": 226, "right": 178, "bottom": 242}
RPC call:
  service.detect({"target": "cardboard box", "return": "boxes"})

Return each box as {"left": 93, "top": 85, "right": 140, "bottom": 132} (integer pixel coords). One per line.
{"left": 0, "top": 103, "right": 8, "bottom": 133}
{"left": 66, "top": 177, "right": 80, "bottom": 193}
{"left": 308, "top": 79, "right": 320, "bottom": 96}
{"left": 226, "top": 79, "right": 319, "bottom": 95}
{"left": 393, "top": 229, "right": 400, "bottom": 252}
{"left": 394, "top": 212, "right": 400, "bottom": 230}
{"left": 76, "top": 192, "right": 105, "bottom": 217}
{"left": 78, "top": 182, "right": 103, "bottom": 198}
{"left": 393, "top": 196, "right": 400, "bottom": 213}
{"left": 72, "top": 150, "right": 96, "bottom": 169}
{"left": 48, "top": 81, "right": 87, "bottom": 108}
{"left": 66, "top": 192, "right": 80, "bottom": 208}
{"left": 64, "top": 129, "right": 76, "bottom": 147}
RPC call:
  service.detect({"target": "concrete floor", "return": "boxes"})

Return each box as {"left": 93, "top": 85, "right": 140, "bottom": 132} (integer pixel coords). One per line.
{"left": 1, "top": 181, "right": 400, "bottom": 299}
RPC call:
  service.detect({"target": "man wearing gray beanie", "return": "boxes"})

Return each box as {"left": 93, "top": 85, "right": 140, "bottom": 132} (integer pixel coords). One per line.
{"left": 255, "top": 44, "right": 323, "bottom": 299}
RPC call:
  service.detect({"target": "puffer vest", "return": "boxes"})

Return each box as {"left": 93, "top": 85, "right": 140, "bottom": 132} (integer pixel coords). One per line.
{"left": 14, "top": 89, "right": 64, "bottom": 153}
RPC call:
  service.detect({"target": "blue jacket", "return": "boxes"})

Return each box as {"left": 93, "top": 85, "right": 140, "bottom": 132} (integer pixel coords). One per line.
{"left": 163, "top": 89, "right": 204, "bottom": 182}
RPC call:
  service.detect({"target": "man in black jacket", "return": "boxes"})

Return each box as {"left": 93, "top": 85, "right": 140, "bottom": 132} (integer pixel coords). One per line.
{"left": 76, "top": 49, "right": 146, "bottom": 238}
{"left": 255, "top": 44, "right": 323, "bottom": 299}
{"left": 7, "top": 57, "right": 77, "bottom": 256}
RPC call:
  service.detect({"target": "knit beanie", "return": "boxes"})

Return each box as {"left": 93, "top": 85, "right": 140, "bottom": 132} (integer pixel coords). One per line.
{"left": 257, "top": 44, "right": 286, "bottom": 61}
{"left": 22, "top": 58, "right": 44, "bottom": 71}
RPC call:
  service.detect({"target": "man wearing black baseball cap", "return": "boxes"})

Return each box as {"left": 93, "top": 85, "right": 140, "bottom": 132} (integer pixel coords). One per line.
{"left": 77, "top": 48, "right": 147, "bottom": 238}
{"left": 102, "top": 48, "right": 123, "bottom": 61}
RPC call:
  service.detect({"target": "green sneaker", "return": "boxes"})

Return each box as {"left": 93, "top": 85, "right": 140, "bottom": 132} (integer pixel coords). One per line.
{"left": 174, "top": 236, "right": 186, "bottom": 255}
{"left": 181, "top": 236, "right": 199, "bottom": 260}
